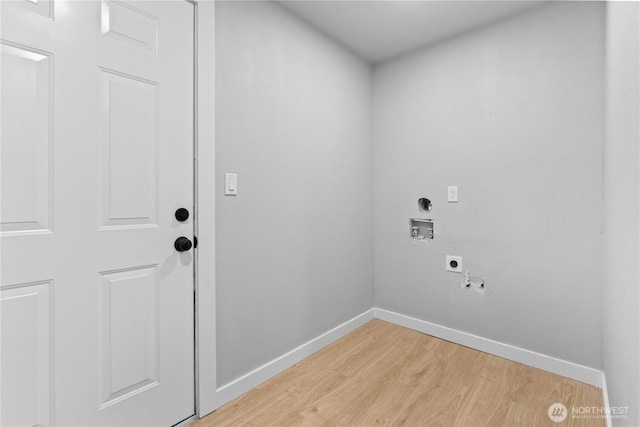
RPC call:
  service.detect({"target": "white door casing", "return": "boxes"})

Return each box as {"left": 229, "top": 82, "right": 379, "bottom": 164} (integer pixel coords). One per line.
{"left": 1, "top": 1, "right": 195, "bottom": 426}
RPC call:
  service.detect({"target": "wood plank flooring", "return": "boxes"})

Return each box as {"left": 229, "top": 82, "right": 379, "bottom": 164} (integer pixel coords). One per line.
{"left": 193, "top": 320, "right": 604, "bottom": 426}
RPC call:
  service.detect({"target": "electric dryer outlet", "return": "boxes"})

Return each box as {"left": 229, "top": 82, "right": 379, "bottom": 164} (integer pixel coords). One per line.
{"left": 446, "top": 255, "right": 462, "bottom": 272}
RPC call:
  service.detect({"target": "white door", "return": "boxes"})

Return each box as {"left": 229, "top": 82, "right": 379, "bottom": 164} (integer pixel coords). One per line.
{"left": 0, "top": 1, "right": 195, "bottom": 426}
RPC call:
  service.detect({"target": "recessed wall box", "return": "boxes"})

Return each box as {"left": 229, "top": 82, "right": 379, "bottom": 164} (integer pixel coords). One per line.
{"left": 409, "top": 218, "right": 434, "bottom": 240}
{"left": 418, "top": 198, "right": 432, "bottom": 212}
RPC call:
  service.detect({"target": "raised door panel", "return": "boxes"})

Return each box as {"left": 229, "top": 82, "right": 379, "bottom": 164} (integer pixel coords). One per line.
{"left": 0, "top": 282, "right": 53, "bottom": 427}
{"left": 0, "top": 42, "right": 52, "bottom": 235}
{"left": 3, "top": 0, "right": 54, "bottom": 20}
{"left": 101, "top": 0, "right": 158, "bottom": 54}
{"left": 99, "top": 68, "right": 158, "bottom": 229}
{"left": 98, "top": 266, "right": 158, "bottom": 408}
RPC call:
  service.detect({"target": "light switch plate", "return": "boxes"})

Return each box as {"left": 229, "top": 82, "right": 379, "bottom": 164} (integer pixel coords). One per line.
{"left": 225, "top": 173, "right": 238, "bottom": 196}
{"left": 448, "top": 186, "right": 458, "bottom": 202}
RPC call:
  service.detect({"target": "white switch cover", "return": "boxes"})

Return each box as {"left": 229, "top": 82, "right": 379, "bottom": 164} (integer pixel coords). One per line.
{"left": 225, "top": 173, "right": 238, "bottom": 196}
{"left": 446, "top": 255, "right": 462, "bottom": 272}
{"left": 448, "top": 186, "right": 458, "bottom": 202}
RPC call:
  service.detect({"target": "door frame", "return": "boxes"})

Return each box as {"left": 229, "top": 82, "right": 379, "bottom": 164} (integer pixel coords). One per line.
{"left": 193, "top": 0, "right": 218, "bottom": 418}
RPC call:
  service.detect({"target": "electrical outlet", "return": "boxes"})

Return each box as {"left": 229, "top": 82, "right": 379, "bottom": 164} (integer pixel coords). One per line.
{"left": 446, "top": 255, "right": 462, "bottom": 272}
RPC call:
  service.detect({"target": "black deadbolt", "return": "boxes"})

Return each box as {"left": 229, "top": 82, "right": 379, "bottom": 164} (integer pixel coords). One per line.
{"left": 175, "top": 208, "right": 189, "bottom": 222}
{"left": 450, "top": 260, "right": 458, "bottom": 268}
{"left": 174, "top": 236, "right": 193, "bottom": 252}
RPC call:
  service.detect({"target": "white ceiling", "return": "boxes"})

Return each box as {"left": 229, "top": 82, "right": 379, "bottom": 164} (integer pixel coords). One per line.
{"left": 278, "top": 1, "right": 542, "bottom": 63}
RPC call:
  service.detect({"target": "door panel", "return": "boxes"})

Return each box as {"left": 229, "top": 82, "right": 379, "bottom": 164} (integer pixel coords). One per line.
{"left": 0, "top": 282, "right": 53, "bottom": 427}
{"left": 0, "top": 42, "right": 53, "bottom": 234}
{"left": 101, "top": 0, "right": 159, "bottom": 54}
{"left": 99, "top": 265, "right": 159, "bottom": 409}
{"left": 99, "top": 68, "right": 159, "bottom": 228}
{"left": 0, "top": 1, "right": 195, "bottom": 426}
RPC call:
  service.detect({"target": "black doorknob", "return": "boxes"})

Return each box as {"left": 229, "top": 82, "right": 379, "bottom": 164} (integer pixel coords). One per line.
{"left": 175, "top": 208, "right": 189, "bottom": 222}
{"left": 174, "top": 236, "right": 192, "bottom": 252}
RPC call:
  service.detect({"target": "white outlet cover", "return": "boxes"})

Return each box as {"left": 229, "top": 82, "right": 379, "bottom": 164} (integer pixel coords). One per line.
{"left": 446, "top": 255, "right": 462, "bottom": 272}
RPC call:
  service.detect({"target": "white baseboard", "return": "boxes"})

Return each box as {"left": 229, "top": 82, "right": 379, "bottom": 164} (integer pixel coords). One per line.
{"left": 374, "top": 308, "right": 603, "bottom": 388}
{"left": 209, "top": 307, "right": 606, "bottom": 416}
{"left": 600, "top": 372, "right": 612, "bottom": 427}
{"left": 212, "top": 308, "right": 375, "bottom": 410}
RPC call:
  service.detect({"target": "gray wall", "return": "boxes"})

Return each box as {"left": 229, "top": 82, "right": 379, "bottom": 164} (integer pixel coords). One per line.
{"left": 215, "top": 1, "right": 373, "bottom": 385}
{"left": 372, "top": 2, "right": 604, "bottom": 369}
{"left": 603, "top": 2, "right": 640, "bottom": 425}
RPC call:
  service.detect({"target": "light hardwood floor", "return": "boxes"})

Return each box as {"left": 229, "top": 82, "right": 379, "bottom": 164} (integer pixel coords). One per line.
{"left": 193, "top": 320, "right": 604, "bottom": 426}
